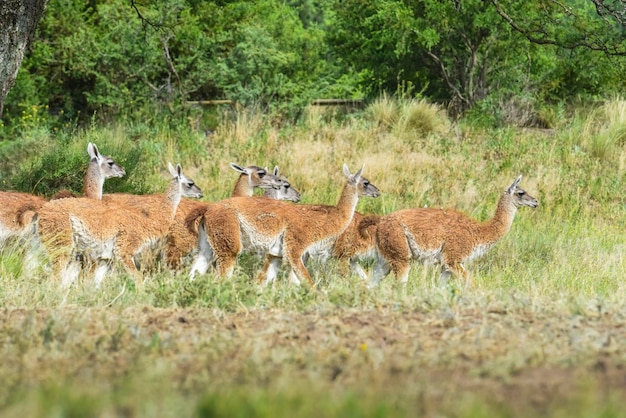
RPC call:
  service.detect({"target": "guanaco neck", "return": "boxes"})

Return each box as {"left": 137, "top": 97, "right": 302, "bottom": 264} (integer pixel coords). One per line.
{"left": 231, "top": 174, "right": 254, "bottom": 197}
{"left": 334, "top": 181, "right": 360, "bottom": 231}
{"left": 479, "top": 192, "right": 518, "bottom": 244}
{"left": 82, "top": 159, "right": 105, "bottom": 199}
{"left": 165, "top": 179, "right": 183, "bottom": 221}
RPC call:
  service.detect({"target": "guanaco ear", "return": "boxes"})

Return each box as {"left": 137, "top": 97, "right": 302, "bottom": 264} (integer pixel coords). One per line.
{"left": 355, "top": 164, "right": 364, "bottom": 179}
{"left": 343, "top": 164, "right": 351, "bottom": 178}
{"left": 87, "top": 142, "right": 100, "bottom": 161}
{"left": 273, "top": 166, "right": 279, "bottom": 176}
{"left": 343, "top": 164, "right": 364, "bottom": 182}
{"left": 168, "top": 162, "right": 178, "bottom": 178}
{"left": 507, "top": 175, "right": 522, "bottom": 194}
{"left": 229, "top": 163, "right": 248, "bottom": 175}
{"left": 177, "top": 164, "right": 183, "bottom": 178}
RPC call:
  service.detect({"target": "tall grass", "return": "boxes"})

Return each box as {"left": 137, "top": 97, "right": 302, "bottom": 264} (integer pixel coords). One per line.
{"left": 2, "top": 97, "right": 626, "bottom": 416}
{"left": 3, "top": 96, "right": 626, "bottom": 301}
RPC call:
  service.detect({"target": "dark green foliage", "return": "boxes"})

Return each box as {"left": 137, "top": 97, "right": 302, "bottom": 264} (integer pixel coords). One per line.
{"left": 1, "top": 0, "right": 625, "bottom": 130}
{"left": 3, "top": 0, "right": 341, "bottom": 128}
{"left": 327, "top": 0, "right": 626, "bottom": 116}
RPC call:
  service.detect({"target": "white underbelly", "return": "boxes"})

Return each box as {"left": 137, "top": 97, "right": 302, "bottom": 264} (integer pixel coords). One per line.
{"left": 465, "top": 243, "right": 493, "bottom": 263}
{"left": 306, "top": 236, "right": 336, "bottom": 261}
{"left": 238, "top": 215, "right": 282, "bottom": 253}
{"left": 404, "top": 228, "right": 443, "bottom": 265}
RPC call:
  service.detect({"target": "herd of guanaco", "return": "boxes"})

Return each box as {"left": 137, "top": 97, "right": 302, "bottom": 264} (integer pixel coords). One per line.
{"left": 0, "top": 142, "right": 538, "bottom": 289}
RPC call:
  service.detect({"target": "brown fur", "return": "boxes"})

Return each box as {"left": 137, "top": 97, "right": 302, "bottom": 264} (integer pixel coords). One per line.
{"left": 255, "top": 211, "right": 381, "bottom": 282}
{"left": 0, "top": 192, "right": 47, "bottom": 239}
{"left": 331, "top": 212, "right": 381, "bottom": 277}
{"left": 188, "top": 165, "right": 380, "bottom": 287}
{"left": 371, "top": 176, "right": 538, "bottom": 287}
{"left": 37, "top": 164, "right": 200, "bottom": 285}
{"left": 50, "top": 190, "right": 79, "bottom": 200}
{"left": 164, "top": 164, "right": 286, "bottom": 269}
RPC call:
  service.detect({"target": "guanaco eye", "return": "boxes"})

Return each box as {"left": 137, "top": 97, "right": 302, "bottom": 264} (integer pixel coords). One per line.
{"left": 188, "top": 181, "right": 195, "bottom": 187}
{"left": 284, "top": 184, "right": 290, "bottom": 189}
{"left": 363, "top": 181, "right": 370, "bottom": 186}
{"left": 258, "top": 171, "right": 266, "bottom": 178}
{"left": 107, "top": 161, "right": 114, "bottom": 167}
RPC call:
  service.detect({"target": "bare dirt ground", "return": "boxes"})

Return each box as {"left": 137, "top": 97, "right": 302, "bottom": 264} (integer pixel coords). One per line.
{"left": 2, "top": 305, "right": 626, "bottom": 415}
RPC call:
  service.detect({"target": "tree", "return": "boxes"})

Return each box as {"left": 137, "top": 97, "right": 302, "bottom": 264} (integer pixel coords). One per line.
{"left": 328, "top": 0, "right": 626, "bottom": 115}
{"left": 0, "top": 0, "right": 48, "bottom": 117}
{"left": 4, "top": 0, "right": 336, "bottom": 124}
{"left": 328, "top": 0, "right": 522, "bottom": 114}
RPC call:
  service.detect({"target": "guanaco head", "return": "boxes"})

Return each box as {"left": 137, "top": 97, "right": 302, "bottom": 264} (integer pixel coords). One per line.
{"left": 506, "top": 175, "right": 538, "bottom": 208}
{"left": 168, "top": 163, "right": 203, "bottom": 199}
{"left": 264, "top": 166, "right": 301, "bottom": 203}
{"left": 229, "top": 163, "right": 283, "bottom": 191}
{"left": 343, "top": 164, "right": 381, "bottom": 198}
{"left": 87, "top": 142, "right": 126, "bottom": 179}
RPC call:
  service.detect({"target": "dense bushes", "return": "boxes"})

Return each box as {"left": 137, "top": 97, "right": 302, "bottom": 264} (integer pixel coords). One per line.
{"left": 1, "top": 0, "right": 624, "bottom": 134}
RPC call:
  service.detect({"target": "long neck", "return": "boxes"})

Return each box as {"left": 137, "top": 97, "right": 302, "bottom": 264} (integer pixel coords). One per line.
{"left": 335, "top": 181, "right": 360, "bottom": 231}
{"left": 165, "top": 180, "right": 183, "bottom": 221}
{"left": 479, "top": 192, "right": 518, "bottom": 244}
{"left": 82, "top": 160, "right": 105, "bottom": 199}
{"left": 231, "top": 174, "right": 253, "bottom": 197}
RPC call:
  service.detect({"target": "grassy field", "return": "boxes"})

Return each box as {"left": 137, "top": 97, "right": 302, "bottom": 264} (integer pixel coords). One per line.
{"left": 1, "top": 98, "right": 626, "bottom": 417}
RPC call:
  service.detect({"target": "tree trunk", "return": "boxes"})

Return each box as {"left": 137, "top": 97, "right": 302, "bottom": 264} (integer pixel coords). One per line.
{"left": 0, "top": 0, "right": 48, "bottom": 117}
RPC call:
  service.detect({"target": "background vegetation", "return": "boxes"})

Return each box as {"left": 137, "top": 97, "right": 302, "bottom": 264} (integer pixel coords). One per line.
{"left": 1, "top": 0, "right": 626, "bottom": 416}
{"left": 1, "top": 0, "right": 625, "bottom": 134}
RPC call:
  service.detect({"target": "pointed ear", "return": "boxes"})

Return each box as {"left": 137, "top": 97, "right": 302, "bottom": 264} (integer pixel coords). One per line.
{"left": 507, "top": 175, "right": 522, "bottom": 194}
{"left": 229, "top": 163, "right": 247, "bottom": 175}
{"left": 87, "top": 142, "right": 99, "bottom": 160}
{"left": 168, "top": 162, "right": 177, "bottom": 178}
{"left": 355, "top": 164, "right": 364, "bottom": 179}
{"left": 177, "top": 164, "right": 183, "bottom": 178}
{"left": 343, "top": 164, "right": 351, "bottom": 178}
{"left": 273, "top": 166, "right": 279, "bottom": 176}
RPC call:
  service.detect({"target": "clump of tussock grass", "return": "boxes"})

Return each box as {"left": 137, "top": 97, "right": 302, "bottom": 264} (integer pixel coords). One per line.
{"left": 365, "top": 93, "right": 400, "bottom": 130}
{"left": 393, "top": 98, "right": 451, "bottom": 140}
{"left": 577, "top": 98, "right": 626, "bottom": 162}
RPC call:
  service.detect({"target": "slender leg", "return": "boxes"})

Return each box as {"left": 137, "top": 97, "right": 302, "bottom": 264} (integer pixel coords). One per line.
{"left": 257, "top": 234, "right": 285, "bottom": 284}
{"left": 259, "top": 254, "right": 282, "bottom": 285}
{"left": 441, "top": 263, "right": 473, "bottom": 287}
{"left": 369, "top": 254, "right": 391, "bottom": 288}
{"left": 439, "top": 267, "right": 452, "bottom": 288}
{"left": 349, "top": 258, "right": 369, "bottom": 281}
{"left": 189, "top": 225, "right": 214, "bottom": 281}
{"left": 392, "top": 261, "right": 411, "bottom": 284}
{"left": 288, "top": 268, "right": 301, "bottom": 285}
{"left": 60, "top": 257, "right": 81, "bottom": 289}
{"left": 121, "top": 254, "right": 143, "bottom": 283}
{"left": 284, "top": 244, "right": 314, "bottom": 287}
{"left": 205, "top": 216, "right": 240, "bottom": 279}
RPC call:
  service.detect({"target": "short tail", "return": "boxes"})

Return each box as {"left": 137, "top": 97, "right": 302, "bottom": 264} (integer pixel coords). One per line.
{"left": 185, "top": 204, "right": 209, "bottom": 234}
{"left": 358, "top": 215, "right": 381, "bottom": 239}
{"left": 16, "top": 204, "right": 40, "bottom": 227}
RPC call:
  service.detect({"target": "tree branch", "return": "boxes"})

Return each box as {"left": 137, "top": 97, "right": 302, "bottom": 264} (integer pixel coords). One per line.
{"left": 129, "top": 0, "right": 166, "bottom": 30}
{"left": 490, "top": 0, "right": 626, "bottom": 56}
